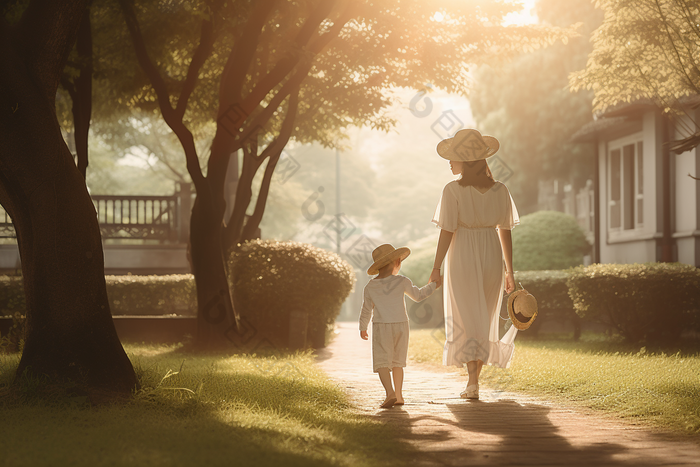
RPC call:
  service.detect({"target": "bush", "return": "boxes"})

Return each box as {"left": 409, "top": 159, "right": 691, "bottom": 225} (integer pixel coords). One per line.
{"left": 500, "top": 270, "right": 581, "bottom": 339}
{"left": 0, "top": 275, "right": 197, "bottom": 317}
{"left": 0, "top": 276, "right": 25, "bottom": 316}
{"left": 228, "top": 240, "right": 355, "bottom": 348}
{"left": 105, "top": 275, "right": 196, "bottom": 316}
{"left": 399, "top": 235, "right": 437, "bottom": 287}
{"left": 567, "top": 263, "right": 700, "bottom": 344}
{"left": 513, "top": 211, "right": 591, "bottom": 271}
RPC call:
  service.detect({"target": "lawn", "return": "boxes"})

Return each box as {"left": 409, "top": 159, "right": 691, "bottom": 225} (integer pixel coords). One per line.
{"left": 410, "top": 329, "right": 700, "bottom": 435}
{"left": 0, "top": 344, "right": 413, "bottom": 467}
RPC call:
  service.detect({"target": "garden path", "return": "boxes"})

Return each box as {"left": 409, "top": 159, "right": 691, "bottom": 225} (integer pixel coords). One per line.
{"left": 317, "top": 322, "right": 700, "bottom": 467}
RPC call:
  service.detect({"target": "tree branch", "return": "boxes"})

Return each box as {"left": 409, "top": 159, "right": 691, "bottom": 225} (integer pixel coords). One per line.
{"left": 175, "top": 16, "right": 216, "bottom": 120}
{"left": 118, "top": 0, "right": 174, "bottom": 114}
{"left": 653, "top": 0, "right": 700, "bottom": 94}
{"left": 220, "top": 0, "right": 340, "bottom": 123}
{"left": 240, "top": 89, "right": 299, "bottom": 241}
{"left": 118, "top": 0, "right": 206, "bottom": 189}
{"left": 229, "top": 2, "right": 354, "bottom": 155}
{"left": 219, "top": 0, "right": 278, "bottom": 105}
{"left": 73, "top": 3, "right": 92, "bottom": 179}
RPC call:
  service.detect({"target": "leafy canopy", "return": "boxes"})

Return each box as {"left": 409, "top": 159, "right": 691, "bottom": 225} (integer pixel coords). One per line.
{"left": 570, "top": 0, "right": 700, "bottom": 116}
{"left": 470, "top": 0, "right": 601, "bottom": 211}
{"left": 89, "top": 0, "right": 576, "bottom": 151}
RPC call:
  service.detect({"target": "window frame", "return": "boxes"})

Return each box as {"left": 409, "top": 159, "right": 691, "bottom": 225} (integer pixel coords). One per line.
{"left": 607, "top": 132, "right": 645, "bottom": 242}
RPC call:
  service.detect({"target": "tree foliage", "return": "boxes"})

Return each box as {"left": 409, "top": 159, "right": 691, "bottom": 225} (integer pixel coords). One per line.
{"left": 470, "top": 0, "right": 602, "bottom": 212}
{"left": 570, "top": 0, "right": 700, "bottom": 150}
{"left": 108, "top": 0, "right": 574, "bottom": 346}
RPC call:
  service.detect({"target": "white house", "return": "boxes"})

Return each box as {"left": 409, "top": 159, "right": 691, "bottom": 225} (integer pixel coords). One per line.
{"left": 572, "top": 99, "right": 700, "bottom": 267}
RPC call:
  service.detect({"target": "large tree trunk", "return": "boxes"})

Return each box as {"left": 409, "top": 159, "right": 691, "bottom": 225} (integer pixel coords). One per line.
{"left": 190, "top": 189, "right": 238, "bottom": 348}
{"left": 72, "top": 4, "right": 93, "bottom": 179}
{"left": 0, "top": 0, "right": 137, "bottom": 396}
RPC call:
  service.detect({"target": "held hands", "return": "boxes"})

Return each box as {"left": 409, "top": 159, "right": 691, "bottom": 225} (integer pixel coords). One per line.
{"left": 360, "top": 330, "right": 369, "bottom": 340}
{"left": 429, "top": 268, "right": 443, "bottom": 288}
{"left": 429, "top": 268, "right": 441, "bottom": 286}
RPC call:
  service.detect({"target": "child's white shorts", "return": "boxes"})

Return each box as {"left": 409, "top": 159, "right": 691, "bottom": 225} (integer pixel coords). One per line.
{"left": 372, "top": 321, "right": 409, "bottom": 372}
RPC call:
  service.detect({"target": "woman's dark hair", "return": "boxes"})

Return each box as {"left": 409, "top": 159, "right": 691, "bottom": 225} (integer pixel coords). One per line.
{"left": 457, "top": 160, "right": 495, "bottom": 188}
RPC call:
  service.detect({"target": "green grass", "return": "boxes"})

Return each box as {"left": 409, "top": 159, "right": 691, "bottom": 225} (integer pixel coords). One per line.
{"left": 0, "top": 345, "right": 413, "bottom": 467}
{"left": 410, "top": 329, "right": 700, "bottom": 435}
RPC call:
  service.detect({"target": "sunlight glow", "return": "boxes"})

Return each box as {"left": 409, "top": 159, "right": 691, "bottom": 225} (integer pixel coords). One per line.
{"left": 503, "top": 0, "right": 538, "bottom": 26}
{"left": 432, "top": 12, "right": 444, "bottom": 22}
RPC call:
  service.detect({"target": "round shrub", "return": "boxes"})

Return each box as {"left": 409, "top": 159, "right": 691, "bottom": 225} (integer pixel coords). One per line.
{"left": 567, "top": 262, "right": 700, "bottom": 344}
{"left": 513, "top": 211, "right": 591, "bottom": 271}
{"left": 228, "top": 240, "right": 355, "bottom": 348}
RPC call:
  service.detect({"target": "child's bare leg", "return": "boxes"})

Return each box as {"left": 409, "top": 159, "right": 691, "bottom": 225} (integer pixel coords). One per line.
{"left": 392, "top": 367, "right": 404, "bottom": 403}
{"left": 476, "top": 360, "right": 484, "bottom": 378}
{"left": 377, "top": 368, "right": 396, "bottom": 407}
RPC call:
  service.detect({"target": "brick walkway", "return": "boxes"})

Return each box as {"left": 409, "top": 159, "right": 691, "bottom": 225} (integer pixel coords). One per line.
{"left": 316, "top": 322, "right": 700, "bottom": 467}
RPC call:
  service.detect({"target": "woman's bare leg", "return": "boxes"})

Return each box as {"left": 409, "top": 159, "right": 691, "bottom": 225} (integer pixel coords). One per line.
{"left": 466, "top": 360, "right": 479, "bottom": 387}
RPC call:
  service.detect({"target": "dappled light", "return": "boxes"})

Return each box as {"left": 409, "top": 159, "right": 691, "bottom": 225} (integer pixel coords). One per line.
{"left": 1, "top": 0, "right": 700, "bottom": 464}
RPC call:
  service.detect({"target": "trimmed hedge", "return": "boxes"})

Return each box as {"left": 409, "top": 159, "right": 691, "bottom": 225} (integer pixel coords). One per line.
{"left": 501, "top": 270, "right": 581, "bottom": 339}
{"left": 0, "top": 274, "right": 196, "bottom": 317}
{"left": 228, "top": 240, "right": 355, "bottom": 348}
{"left": 567, "top": 263, "right": 700, "bottom": 344}
{"left": 105, "top": 275, "right": 196, "bottom": 316}
{"left": 513, "top": 211, "right": 591, "bottom": 271}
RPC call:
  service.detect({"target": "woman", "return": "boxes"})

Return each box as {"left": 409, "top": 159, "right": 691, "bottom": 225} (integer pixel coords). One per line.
{"left": 429, "top": 129, "right": 519, "bottom": 400}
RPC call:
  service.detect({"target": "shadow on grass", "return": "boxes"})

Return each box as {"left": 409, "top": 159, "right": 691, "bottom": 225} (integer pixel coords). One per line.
{"left": 0, "top": 347, "right": 418, "bottom": 467}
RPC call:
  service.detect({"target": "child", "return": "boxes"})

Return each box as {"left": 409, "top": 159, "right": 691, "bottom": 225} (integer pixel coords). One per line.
{"left": 359, "top": 243, "right": 441, "bottom": 408}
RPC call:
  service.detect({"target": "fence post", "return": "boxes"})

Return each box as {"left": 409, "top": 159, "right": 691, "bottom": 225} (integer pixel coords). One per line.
{"left": 178, "top": 182, "right": 192, "bottom": 244}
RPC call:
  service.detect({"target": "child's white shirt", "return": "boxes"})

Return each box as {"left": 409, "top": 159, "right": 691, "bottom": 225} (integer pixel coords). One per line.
{"left": 359, "top": 275, "right": 437, "bottom": 331}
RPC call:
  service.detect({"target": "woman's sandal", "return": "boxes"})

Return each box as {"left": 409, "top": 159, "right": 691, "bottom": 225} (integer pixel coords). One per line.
{"left": 460, "top": 384, "right": 479, "bottom": 400}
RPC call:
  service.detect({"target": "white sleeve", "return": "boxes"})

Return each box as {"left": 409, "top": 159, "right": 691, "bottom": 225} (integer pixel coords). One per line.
{"left": 358, "top": 287, "right": 373, "bottom": 332}
{"left": 497, "top": 183, "right": 520, "bottom": 230}
{"left": 432, "top": 183, "right": 458, "bottom": 232}
{"left": 403, "top": 277, "right": 436, "bottom": 302}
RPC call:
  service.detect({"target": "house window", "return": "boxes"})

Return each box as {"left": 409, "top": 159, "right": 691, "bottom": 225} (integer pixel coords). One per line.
{"left": 608, "top": 137, "right": 643, "bottom": 232}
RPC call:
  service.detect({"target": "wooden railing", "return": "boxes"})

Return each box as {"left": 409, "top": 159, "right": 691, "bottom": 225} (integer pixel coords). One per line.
{"left": 93, "top": 195, "right": 179, "bottom": 242}
{"left": 0, "top": 207, "right": 14, "bottom": 239}
{"left": 0, "top": 183, "right": 192, "bottom": 244}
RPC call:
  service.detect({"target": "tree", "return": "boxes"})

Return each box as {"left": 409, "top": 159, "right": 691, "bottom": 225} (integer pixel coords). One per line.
{"left": 59, "top": 1, "right": 93, "bottom": 179}
{"left": 0, "top": 0, "right": 137, "bottom": 395}
{"left": 569, "top": 0, "right": 700, "bottom": 152}
{"left": 470, "top": 0, "right": 602, "bottom": 212}
{"left": 114, "top": 0, "right": 572, "bottom": 347}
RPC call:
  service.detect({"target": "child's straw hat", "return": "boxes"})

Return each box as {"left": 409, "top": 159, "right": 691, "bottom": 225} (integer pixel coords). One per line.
{"left": 507, "top": 288, "right": 539, "bottom": 331}
{"left": 436, "top": 129, "right": 500, "bottom": 161}
{"left": 367, "top": 244, "right": 411, "bottom": 275}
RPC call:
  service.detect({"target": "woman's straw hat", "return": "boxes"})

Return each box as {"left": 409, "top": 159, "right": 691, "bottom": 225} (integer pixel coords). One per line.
{"left": 367, "top": 244, "right": 411, "bottom": 275}
{"left": 436, "top": 129, "right": 500, "bottom": 161}
{"left": 507, "top": 288, "right": 538, "bottom": 330}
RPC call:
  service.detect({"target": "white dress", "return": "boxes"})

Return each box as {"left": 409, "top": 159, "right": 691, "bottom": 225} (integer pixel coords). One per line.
{"left": 432, "top": 180, "right": 520, "bottom": 368}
